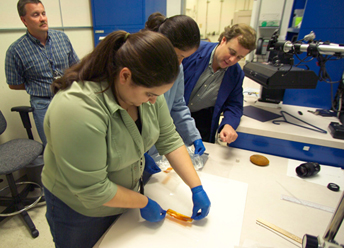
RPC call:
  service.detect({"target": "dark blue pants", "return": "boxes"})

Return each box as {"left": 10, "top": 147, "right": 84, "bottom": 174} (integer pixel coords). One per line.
{"left": 191, "top": 107, "right": 214, "bottom": 143}
{"left": 44, "top": 188, "right": 119, "bottom": 248}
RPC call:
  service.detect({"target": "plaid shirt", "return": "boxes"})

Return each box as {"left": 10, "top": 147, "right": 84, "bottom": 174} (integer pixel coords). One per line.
{"left": 5, "top": 29, "right": 79, "bottom": 97}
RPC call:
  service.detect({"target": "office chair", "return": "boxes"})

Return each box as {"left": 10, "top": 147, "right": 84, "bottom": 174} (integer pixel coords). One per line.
{"left": 0, "top": 108, "right": 44, "bottom": 238}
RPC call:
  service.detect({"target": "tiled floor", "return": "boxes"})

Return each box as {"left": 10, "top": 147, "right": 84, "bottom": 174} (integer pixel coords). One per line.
{"left": 0, "top": 189, "right": 107, "bottom": 248}
{"left": 0, "top": 183, "right": 53, "bottom": 247}
{"left": 0, "top": 202, "right": 54, "bottom": 247}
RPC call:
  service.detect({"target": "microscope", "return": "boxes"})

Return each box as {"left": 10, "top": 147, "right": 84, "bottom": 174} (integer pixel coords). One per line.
{"left": 244, "top": 30, "right": 344, "bottom": 134}
{"left": 244, "top": 30, "right": 344, "bottom": 90}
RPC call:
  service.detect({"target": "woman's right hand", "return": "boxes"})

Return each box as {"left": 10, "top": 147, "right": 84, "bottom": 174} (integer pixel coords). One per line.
{"left": 140, "top": 197, "right": 166, "bottom": 222}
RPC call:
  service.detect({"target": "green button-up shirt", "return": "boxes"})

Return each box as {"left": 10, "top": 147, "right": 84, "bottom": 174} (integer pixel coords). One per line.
{"left": 42, "top": 80, "right": 183, "bottom": 217}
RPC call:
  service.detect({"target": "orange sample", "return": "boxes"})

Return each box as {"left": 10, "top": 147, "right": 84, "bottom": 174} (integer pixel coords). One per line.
{"left": 166, "top": 209, "right": 193, "bottom": 223}
{"left": 164, "top": 167, "right": 173, "bottom": 173}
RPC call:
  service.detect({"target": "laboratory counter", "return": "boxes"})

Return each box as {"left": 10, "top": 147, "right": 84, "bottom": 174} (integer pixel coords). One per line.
{"left": 231, "top": 96, "right": 344, "bottom": 167}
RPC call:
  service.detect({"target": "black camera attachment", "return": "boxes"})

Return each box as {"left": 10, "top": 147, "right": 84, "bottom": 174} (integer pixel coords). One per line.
{"left": 296, "top": 162, "right": 321, "bottom": 178}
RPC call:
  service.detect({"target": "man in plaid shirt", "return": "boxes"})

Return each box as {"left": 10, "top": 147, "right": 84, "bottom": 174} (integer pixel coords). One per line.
{"left": 5, "top": 0, "right": 79, "bottom": 146}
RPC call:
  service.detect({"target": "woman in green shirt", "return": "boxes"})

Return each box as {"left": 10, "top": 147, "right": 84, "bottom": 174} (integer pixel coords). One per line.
{"left": 42, "top": 30, "right": 210, "bottom": 247}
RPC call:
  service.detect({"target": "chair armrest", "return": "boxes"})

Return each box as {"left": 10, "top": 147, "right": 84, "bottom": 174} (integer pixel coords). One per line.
{"left": 11, "top": 106, "right": 34, "bottom": 139}
{"left": 11, "top": 106, "right": 33, "bottom": 113}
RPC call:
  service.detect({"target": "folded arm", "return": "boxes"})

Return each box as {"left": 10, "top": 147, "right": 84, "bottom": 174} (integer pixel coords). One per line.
{"left": 9, "top": 84, "right": 25, "bottom": 90}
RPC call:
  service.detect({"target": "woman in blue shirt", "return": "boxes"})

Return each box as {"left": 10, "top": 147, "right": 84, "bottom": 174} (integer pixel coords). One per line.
{"left": 144, "top": 13, "right": 205, "bottom": 155}
{"left": 143, "top": 13, "right": 206, "bottom": 179}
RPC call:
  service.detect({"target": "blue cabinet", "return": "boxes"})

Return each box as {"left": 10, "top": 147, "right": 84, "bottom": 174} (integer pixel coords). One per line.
{"left": 283, "top": 0, "right": 344, "bottom": 109}
{"left": 91, "top": 0, "right": 166, "bottom": 46}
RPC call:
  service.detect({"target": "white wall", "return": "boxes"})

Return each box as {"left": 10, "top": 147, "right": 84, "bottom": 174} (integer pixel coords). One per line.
{"left": 0, "top": 0, "right": 94, "bottom": 145}
{"left": 248, "top": 0, "right": 293, "bottom": 62}
{"left": 167, "top": 0, "right": 182, "bottom": 17}
{"left": 1, "top": 0, "right": 186, "bottom": 144}
{"left": 0, "top": 0, "right": 186, "bottom": 145}
{"left": 0, "top": 0, "right": 94, "bottom": 186}
{"left": 186, "top": 0, "right": 254, "bottom": 42}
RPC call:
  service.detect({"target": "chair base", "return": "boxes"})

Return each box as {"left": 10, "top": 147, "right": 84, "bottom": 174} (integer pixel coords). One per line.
{"left": 0, "top": 181, "right": 43, "bottom": 217}
{"left": 0, "top": 175, "right": 43, "bottom": 238}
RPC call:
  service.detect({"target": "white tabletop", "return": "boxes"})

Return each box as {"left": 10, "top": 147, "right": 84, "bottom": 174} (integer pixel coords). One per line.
{"left": 237, "top": 99, "right": 344, "bottom": 150}
{"left": 201, "top": 142, "right": 344, "bottom": 247}
{"left": 95, "top": 143, "right": 344, "bottom": 248}
{"left": 98, "top": 171, "right": 248, "bottom": 248}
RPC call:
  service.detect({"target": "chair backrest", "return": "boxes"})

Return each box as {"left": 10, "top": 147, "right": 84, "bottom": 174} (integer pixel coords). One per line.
{"left": 0, "top": 111, "right": 7, "bottom": 135}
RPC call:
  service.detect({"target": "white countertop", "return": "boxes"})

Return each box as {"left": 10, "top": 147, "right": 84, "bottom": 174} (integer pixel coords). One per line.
{"left": 202, "top": 143, "right": 344, "bottom": 247}
{"left": 237, "top": 96, "right": 344, "bottom": 150}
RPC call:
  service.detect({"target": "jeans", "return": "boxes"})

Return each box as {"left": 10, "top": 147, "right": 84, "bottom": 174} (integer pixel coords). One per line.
{"left": 30, "top": 96, "right": 51, "bottom": 146}
{"left": 44, "top": 188, "right": 119, "bottom": 248}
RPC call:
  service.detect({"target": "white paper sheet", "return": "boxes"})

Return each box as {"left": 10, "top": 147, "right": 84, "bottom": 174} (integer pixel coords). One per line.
{"left": 287, "top": 159, "right": 344, "bottom": 189}
{"left": 99, "top": 171, "right": 248, "bottom": 248}
{"left": 236, "top": 239, "right": 275, "bottom": 248}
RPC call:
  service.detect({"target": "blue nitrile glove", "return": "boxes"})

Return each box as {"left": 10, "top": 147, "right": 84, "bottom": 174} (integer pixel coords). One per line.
{"left": 140, "top": 197, "right": 166, "bottom": 222}
{"left": 144, "top": 153, "right": 161, "bottom": 174}
{"left": 193, "top": 139, "right": 205, "bottom": 156}
{"left": 191, "top": 185, "right": 211, "bottom": 220}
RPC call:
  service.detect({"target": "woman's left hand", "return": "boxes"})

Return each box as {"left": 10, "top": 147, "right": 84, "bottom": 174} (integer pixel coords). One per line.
{"left": 191, "top": 185, "right": 211, "bottom": 220}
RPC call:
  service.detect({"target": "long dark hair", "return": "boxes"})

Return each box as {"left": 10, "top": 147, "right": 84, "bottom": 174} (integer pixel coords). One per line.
{"left": 52, "top": 30, "right": 179, "bottom": 94}
{"left": 144, "top": 12, "right": 200, "bottom": 51}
